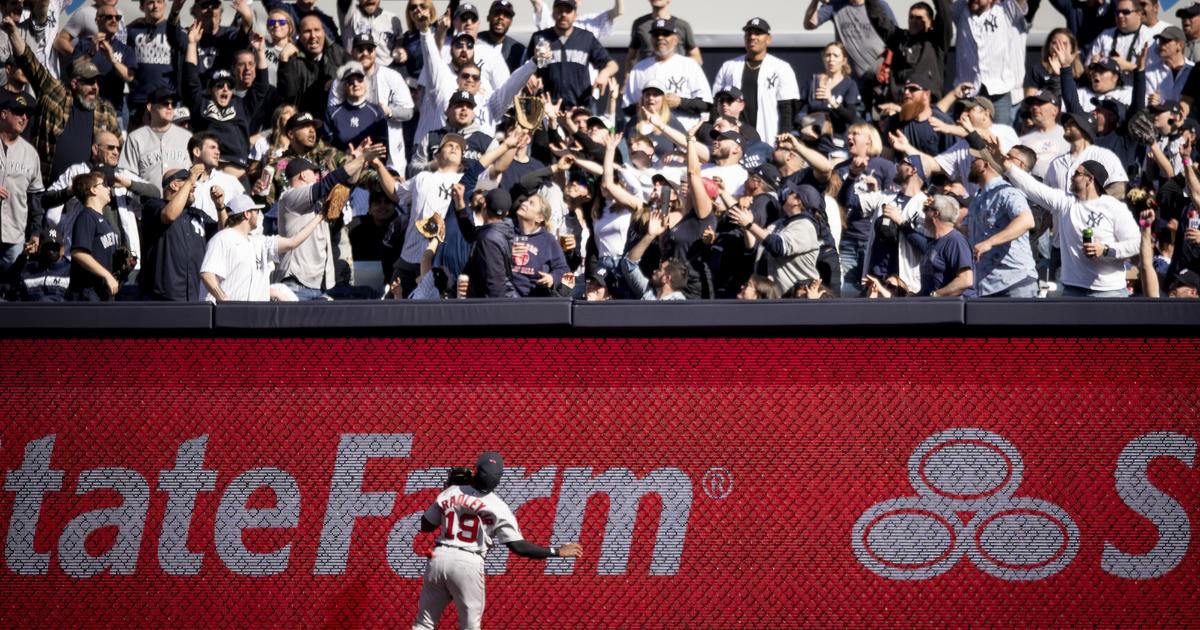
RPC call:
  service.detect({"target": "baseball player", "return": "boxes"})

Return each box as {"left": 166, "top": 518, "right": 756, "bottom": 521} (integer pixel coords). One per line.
{"left": 412, "top": 451, "right": 583, "bottom": 630}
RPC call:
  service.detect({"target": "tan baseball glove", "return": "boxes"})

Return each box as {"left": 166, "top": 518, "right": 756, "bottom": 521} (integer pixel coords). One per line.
{"left": 322, "top": 183, "right": 351, "bottom": 222}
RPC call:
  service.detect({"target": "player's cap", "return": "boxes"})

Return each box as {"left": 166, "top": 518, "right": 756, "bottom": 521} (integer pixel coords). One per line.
{"left": 649, "top": 18, "right": 677, "bottom": 35}
{"left": 351, "top": 32, "right": 376, "bottom": 49}
{"left": 553, "top": 0, "right": 578, "bottom": 8}
{"left": 1078, "top": 159, "right": 1109, "bottom": 188}
{"left": 285, "top": 111, "right": 323, "bottom": 132}
{"left": 1058, "top": 110, "right": 1097, "bottom": 141}
{"left": 1088, "top": 57, "right": 1120, "bottom": 74}
{"left": 1155, "top": 25, "right": 1187, "bottom": 43}
{"left": 1176, "top": 2, "right": 1200, "bottom": 18}
{"left": 72, "top": 58, "right": 101, "bottom": 80}
{"left": 226, "top": 194, "right": 265, "bottom": 215}
{"left": 148, "top": 86, "right": 179, "bottom": 104}
{"left": 750, "top": 162, "right": 781, "bottom": 191}
{"left": 284, "top": 157, "right": 320, "bottom": 180}
{"left": 743, "top": 17, "right": 771, "bottom": 34}
{"left": 161, "top": 168, "right": 191, "bottom": 189}
{"left": 955, "top": 96, "right": 995, "bottom": 118}
{"left": 1023, "top": 89, "right": 1057, "bottom": 107}
{"left": 453, "top": 2, "right": 479, "bottom": 20}
{"left": 0, "top": 92, "right": 31, "bottom": 115}
{"left": 642, "top": 79, "right": 667, "bottom": 94}
{"left": 338, "top": 61, "right": 366, "bottom": 81}
{"left": 716, "top": 86, "right": 744, "bottom": 101}
{"left": 903, "top": 74, "right": 936, "bottom": 92}
{"left": 449, "top": 90, "right": 477, "bottom": 107}
{"left": 709, "top": 128, "right": 745, "bottom": 147}
{"left": 208, "top": 69, "right": 234, "bottom": 87}
{"left": 438, "top": 132, "right": 467, "bottom": 153}
{"left": 490, "top": 0, "right": 516, "bottom": 16}
{"left": 780, "top": 182, "right": 824, "bottom": 213}
{"left": 475, "top": 451, "right": 504, "bottom": 492}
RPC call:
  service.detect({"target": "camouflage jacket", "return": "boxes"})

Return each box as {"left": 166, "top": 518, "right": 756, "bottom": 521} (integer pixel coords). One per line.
{"left": 266, "top": 140, "right": 381, "bottom": 206}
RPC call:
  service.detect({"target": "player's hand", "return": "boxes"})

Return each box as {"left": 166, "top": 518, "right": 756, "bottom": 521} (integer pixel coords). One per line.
{"left": 556, "top": 542, "right": 583, "bottom": 558}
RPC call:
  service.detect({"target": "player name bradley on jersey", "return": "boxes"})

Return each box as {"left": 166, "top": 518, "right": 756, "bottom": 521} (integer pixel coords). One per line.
{"left": 439, "top": 493, "right": 496, "bottom": 520}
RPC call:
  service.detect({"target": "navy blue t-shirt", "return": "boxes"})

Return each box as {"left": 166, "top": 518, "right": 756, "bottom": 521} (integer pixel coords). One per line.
{"left": 919, "top": 229, "right": 976, "bottom": 298}
{"left": 325, "top": 101, "right": 389, "bottom": 155}
{"left": 884, "top": 110, "right": 956, "bottom": 157}
{"left": 68, "top": 208, "right": 119, "bottom": 301}
{"left": 51, "top": 106, "right": 95, "bottom": 185}
{"left": 140, "top": 199, "right": 217, "bottom": 301}
{"left": 72, "top": 37, "right": 139, "bottom": 113}
{"left": 126, "top": 20, "right": 182, "bottom": 106}
{"left": 835, "top": 157, "right": 897, "bottom": 242}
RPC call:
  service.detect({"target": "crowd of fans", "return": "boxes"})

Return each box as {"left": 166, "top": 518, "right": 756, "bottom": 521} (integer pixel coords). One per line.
{"left": 2, "top": 0, "right": 1199, "bottom": 303}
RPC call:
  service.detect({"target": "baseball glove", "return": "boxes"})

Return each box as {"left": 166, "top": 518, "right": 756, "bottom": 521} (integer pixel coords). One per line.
{"left": 1127, "top": 109, "right": 1157, "bottom": 147}
{"left": 445, "top": 466, "right": 474, "bottom": 488}
{"left": 322, "top": 183, "right": 351, "bottom": 222}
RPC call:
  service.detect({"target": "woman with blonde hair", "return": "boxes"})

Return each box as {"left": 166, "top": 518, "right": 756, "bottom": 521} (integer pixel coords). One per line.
{"left": 264, "top": 8, "right": 295, "bottom": 85}
{"left": 833, "top": 122, "right": 897, "bottom": 296}
{"left": 511, "top": 193, "right": 570, "bottom": 297}
{"left": 800, "top": 42, "right": 861, "bottom": 135}
{"left": 623, "top": 81, "right": 688, "bottom": 163}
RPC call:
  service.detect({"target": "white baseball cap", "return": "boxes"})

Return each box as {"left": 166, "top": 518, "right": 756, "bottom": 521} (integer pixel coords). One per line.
{"left": 226, "top": 194, "right": 265, "bottom": 215}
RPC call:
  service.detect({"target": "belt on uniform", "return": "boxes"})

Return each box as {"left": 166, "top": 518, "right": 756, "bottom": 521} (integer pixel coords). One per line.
{"left": 434, "top": 542, "right": 486, "bottom": 556}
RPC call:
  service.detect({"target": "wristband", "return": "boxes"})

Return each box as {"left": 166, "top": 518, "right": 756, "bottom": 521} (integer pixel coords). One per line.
{"left": 550, "top": 546, "right": 559, "bottom": 556}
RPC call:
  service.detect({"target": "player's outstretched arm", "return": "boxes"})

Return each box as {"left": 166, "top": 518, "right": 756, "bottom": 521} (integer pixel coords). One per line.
{"left": 506, "top": 540, "right": 584, "bottom": 560}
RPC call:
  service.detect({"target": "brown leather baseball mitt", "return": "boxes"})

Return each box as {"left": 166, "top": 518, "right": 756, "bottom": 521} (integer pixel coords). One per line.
{"left": 322, "top": 183, "right": 351, "bottom": 222}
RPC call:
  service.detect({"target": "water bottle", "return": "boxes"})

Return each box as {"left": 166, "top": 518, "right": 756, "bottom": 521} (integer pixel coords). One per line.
{"left": 1189, "top": 210, "right": 1200, "bottom": 231}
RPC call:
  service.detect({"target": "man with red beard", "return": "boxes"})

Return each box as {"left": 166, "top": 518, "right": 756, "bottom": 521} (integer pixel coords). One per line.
{"left": 880, "top": 74, "right": 954, "bottom": 159}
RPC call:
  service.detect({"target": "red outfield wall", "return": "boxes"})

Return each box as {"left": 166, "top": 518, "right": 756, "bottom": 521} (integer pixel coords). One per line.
{"left": 1, "top": 338, "right": 1198, "bottom": 629}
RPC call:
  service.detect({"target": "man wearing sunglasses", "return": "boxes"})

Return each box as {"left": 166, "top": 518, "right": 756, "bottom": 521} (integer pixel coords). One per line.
{"left": 2, "top": 16, "right": 120, "bottom": 188}
{"left": 0, "top": 92, "right": 43, "bottom": 275}
{"left": 54, "top": 0, "right": 127, "bottom": 60}
{"left": 69, "top": 5, "right": 135, "bottom": 122}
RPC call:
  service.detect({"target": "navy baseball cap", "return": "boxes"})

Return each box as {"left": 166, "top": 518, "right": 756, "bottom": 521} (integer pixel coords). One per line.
{"left": 285, "top": 111, "right": 322, "bottom": 132}
{"left": 743, "top": 17, "right": 771, "bottom": 34}
{"left": 454, "top": 2, "right": 479, "bottom": 19}
{"left": 710, "top": 129, "right": 745, "bottom": 147}
{"left": 162, "top": 168, "right": 191, "bottom": 189}
{"left": 284, "top": 157, "right": 320, "bottom": 179}
{"left": 208, "top": 69, "right": 233, "bottom": 87}
{"left": 1089, "top": 57, "right": 1120, "bottom": 74}
{"left": 751, "top": 163, "right": 781, "bottom": 190}
{"left": 449, "top": 90, "right": 477, "bottom": 107}
{"left": 1023, "top": 89, "right": 1057, "bottom": 106}
{"left": 1079, "top": 159, "right": 1109, "bottom": 188}
{"left": 899, "top": 152, "right": 926, "bottom": 180}
{"left": 1150, "top": 99, "right": 1182, "bottom": 114}
{"left": 904, "top": 74, "right": 936, "bottom": 92}
{"left": 490, "top": 0, "right": 515, "bottom": 15}
{"left": 0, "top": 92, "right": 32, "bottom": 115}
{"left": 351, "top": 32, "right": 375, "bottom": 49}
{"left": 781, "top": 182, "right": 823, "bottom": 212}
{"left": 650, "top": 18, "right": 677, "bottom": 35}
{"left": 716, "top": 86, "right": 745, "bottom": 101}
{"left": 553, "top": 0, "right": 577, "bottom": 8}
{"left": 1059, "top": 111, "right": 1098, "bottom": 141}
{"left": 484, "top": 188, "right": 512, "bottom": 215}
{"left": 1177, "top": 2, "right": 1200, "bottom": 17}
{"left": 475, "top": 451, "right": 504, "bottom": 492}
{"left": 148, "top": 86, "right": 178, "bottom": 104}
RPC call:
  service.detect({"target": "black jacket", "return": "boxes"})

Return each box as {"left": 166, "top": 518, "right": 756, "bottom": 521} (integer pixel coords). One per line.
{"left": 277, "top": 42, "right": 349, "bottom": 120}
{"left": 460, "top": 219, "right": 516, "bottom": 298}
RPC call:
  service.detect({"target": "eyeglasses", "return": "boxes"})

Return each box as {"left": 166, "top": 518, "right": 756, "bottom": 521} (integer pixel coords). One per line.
{"left": 267, "top": 19, "right": 288, "bottom": 27}
{"left": 345, "top": 75, "right": 364, "bottom": 83}
{"left": 99, "top": 144, "right": 120, "bottom": 151}
{"left": 458, "top": 72, "right": 480, "bottom": 81}
{"left": 458, "top": 15, "right": 479, "bottom": 22}
{"left": 1072, "top": 170, "right": 1091, "bottom": 178}
{"left": 154, "top": 100, "right": 176, "bottom": 107}
{"left": 903, "top": 85, "right": 924, "bottom": 93}
{"left": 1114, "top": 8, "right": 1137, "bottom": 15}
{"left": 453, "top": 41, "right": 474, "bottom": 49}
{"left": 99, "top": 13, "right": 121, "bottom": 21}
{"left": 212, "top": 81, "right": 233, "bottom": 90}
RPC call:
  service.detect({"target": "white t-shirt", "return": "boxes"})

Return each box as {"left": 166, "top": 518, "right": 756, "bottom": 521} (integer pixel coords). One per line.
{"left": 1043, "top": 144, "right": 1128, "bottom": 193}
{"left": 593, "top": 205, "right": 631, "bottom": 259}
{"left": 200, "top": 228, "right": 280, "bottom": 302}
{"left": 934, "top": 124, "right": 1020, "bottom": 196}
{"left": 711, "top": 54, "right": 802, "bottom": 145}
{"left": 394, "top": 170, "right": 463, "bottom": 264}
{"left": 422, "top": 485, "right": 523, "bottom": 555}
{"left": 701, "top": 163, "right": 749, "bottom": 197}
{"left": 193, "top": 171, "right": 246, "bottom": 222}
{"left": 624, "top": 54, "right": 713, "bottom": 130}
{"left": 1018, "top": 126, "right": 1070, "bottom": 179}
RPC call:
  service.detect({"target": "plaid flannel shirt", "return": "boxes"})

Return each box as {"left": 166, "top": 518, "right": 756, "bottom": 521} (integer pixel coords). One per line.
{"left": 17, "top": 46, "right": 121, "bottom": 187}
{"left": 266, "top": 140, "right": 380, "bottom": 205}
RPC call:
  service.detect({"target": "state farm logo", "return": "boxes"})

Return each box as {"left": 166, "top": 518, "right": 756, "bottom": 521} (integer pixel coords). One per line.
{"left": 852, "top": 428, "right": 1080, "bottom": 581}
